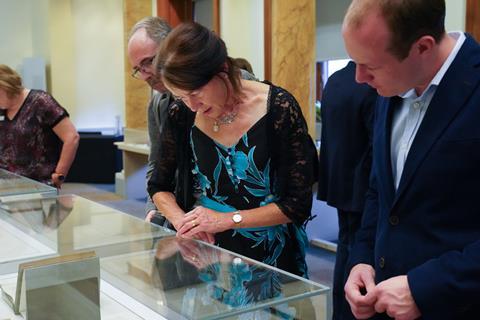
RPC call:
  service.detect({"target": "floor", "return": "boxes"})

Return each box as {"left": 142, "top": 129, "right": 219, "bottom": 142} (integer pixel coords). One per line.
{"left": 60, "top": 183, "right": 335, "bottom": 289}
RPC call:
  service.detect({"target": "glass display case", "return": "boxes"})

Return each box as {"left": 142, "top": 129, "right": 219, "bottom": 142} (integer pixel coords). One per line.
{"left": 0, "top": 180, "right": 330, "bottom": 319}
{"left": 0, "top": 195, "right": 174, "bottom": 274}
{"left": 101, "top": 237, "right": 329, "bottom": 319}
{"left": 0, "top": 169, "right": 57, "bottom": 202}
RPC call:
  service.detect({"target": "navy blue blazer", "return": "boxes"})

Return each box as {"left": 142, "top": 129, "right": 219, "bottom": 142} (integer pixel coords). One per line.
{"left": 317, "top": 61, "right": 377, "bottom": 212}
{"left": 350, "top": 34, "right": 480, "bottom": 319}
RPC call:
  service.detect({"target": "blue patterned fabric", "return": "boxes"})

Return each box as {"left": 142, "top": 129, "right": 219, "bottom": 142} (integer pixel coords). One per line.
{"left": 190, "top": 116, "right": 308, "bottom": 279}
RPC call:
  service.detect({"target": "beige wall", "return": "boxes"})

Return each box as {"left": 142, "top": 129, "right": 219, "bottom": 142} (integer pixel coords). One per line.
{"left": 220, "top": 0, "right": 264, "bottom": 80}
{"left": 0, "top": 0, "right": 36, "bottom": 69}
{"left": 2, "top": 0, "right": 466, "bottom": 131}
{"left": 0, "top": 0, "right": 125, "bottom": 132}
{"left": 446, "top": 0, "right": 466, "bottom": 31}
{"left": 71, "top": 0, "right": 125, "bottom": 130}
{"left": 49, "top": 0, "right": 76, "bottom": 120}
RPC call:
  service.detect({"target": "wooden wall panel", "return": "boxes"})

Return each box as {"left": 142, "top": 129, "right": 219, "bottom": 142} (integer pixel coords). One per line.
{"left": 157, "top": 0, "right": 193, "bottom": 27}
{"left": 123, "top": 0, "right": 152, "bottom": 129}
{"left": 264, "top": 0, "right": 272, "bottom": 81}
{"left": 271, "top": 0, "right": 316, "bottom": 135}
{"left": 466, "top": 0, "right": 480, "bottom": 42}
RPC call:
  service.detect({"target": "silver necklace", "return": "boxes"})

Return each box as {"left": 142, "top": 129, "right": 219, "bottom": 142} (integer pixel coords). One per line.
{"left": 213, "top": 111, "right": 238, "bottom": 132}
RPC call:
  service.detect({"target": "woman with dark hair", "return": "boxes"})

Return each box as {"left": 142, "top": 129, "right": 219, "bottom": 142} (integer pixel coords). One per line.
{"left": 148, "top": 22, "right": 317, "bottom": 279}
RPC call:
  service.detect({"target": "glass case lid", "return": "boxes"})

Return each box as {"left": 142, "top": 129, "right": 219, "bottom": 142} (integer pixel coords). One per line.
{"left": 101, "top": 237, "right": 329, "bottom": 320}
{"left": 0, "top": 169, "right": 56, "bottom": 200}
{"left": 0, "top": 194, "right": 174, "bottom": 274}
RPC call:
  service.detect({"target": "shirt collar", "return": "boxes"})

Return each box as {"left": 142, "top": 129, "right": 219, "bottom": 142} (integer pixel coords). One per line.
{"left": 399, "top": 31, "right": 466, "bottom": 99}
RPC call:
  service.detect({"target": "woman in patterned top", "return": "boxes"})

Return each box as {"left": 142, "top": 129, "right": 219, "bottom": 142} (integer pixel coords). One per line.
{"left": 0, "top": 64, "right": 79, "bottom": 188}
{"left": 148, "top": 22, "right": 317, "bottom": 279}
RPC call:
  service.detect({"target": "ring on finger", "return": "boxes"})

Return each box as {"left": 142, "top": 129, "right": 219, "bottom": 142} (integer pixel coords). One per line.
{"left": 192, "top": 220, "right": 198, "bottom": 227}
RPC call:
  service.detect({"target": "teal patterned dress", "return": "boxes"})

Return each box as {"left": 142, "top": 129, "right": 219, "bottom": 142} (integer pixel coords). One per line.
{"left": 190, "top": 115, "right": 309, "bottom": 278}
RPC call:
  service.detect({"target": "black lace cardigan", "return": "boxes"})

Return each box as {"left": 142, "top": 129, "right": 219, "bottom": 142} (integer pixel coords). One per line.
{"left": 147, "top": 84, "right": 318, "bottom": 225}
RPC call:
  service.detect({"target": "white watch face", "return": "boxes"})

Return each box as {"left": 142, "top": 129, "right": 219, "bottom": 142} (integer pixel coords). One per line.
{"left": 232, "top": 213, "right": 242, "bottom": 223}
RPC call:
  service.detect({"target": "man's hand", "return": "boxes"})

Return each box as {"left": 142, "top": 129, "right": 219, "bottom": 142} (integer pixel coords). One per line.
{"left": 344, "top": 263, "right": 377, "bottom": 319}
{"left": 373, "top": 275, "right": 421, "bottom": 320}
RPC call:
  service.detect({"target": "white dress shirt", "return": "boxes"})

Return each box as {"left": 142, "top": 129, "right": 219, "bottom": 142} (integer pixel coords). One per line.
{"left": 390, "top": 32, "right": 466, "bottom": 189}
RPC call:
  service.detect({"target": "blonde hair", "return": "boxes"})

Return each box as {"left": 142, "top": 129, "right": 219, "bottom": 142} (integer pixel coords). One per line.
{"left": 0, "top": 64, "right": 23, "bottom": 98}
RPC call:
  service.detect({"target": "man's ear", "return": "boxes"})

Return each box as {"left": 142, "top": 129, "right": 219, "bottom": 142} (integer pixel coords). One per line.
{"left": 415, "top": 35, "right": 436, "bottom": 56}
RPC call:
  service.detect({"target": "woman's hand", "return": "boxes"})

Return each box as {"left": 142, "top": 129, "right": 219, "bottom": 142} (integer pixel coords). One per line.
{"left": 177, "top": 206, "right": 232, "bottom": 239}
{"left": 50, "top": 172, "right": 65, "bottom": 189}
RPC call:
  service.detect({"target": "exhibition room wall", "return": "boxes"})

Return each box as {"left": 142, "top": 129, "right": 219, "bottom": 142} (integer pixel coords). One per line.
{"left": 0, "top": 0, "right": 467, "bottom": 132}
{"left": 220, "top": 0, "right": 264, "bottom": 80}
{"left": 316, "top": 0, "right": 466, "bottom": 61}
{"left": 0, "top": 0, "right": 125, "bottom": 132}
{"left": 0, "top": 0, "right": 265, "bottom": 132}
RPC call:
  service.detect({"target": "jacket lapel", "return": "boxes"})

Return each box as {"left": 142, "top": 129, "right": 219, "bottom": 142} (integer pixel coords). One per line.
{"left": 376, "top": 97, "right": 397, "bottom": 208}
{"left": 393, "top": 35, "right": 480, "bottom": 207}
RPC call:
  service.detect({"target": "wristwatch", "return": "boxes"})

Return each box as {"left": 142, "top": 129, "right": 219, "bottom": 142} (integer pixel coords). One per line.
{"left": 232, "top": 211, "right": 243, "bottom": 224}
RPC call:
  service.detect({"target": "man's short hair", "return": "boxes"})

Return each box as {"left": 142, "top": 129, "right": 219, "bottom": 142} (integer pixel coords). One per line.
{"left": 345, "top": 0, "right": 446, "bottom": 60}
{"left": 129, "top": 16, "right": 172, "bottom": 44}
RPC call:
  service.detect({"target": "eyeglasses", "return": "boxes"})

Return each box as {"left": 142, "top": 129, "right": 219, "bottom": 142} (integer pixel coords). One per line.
{"left": 172, "top": 88, "right": 203, "bottom": 102}
{"left": 131, "top": 56, "right": 156, "bottom": 79}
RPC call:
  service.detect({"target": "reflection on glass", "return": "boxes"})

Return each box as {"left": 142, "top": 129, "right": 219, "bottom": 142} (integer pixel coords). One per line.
{"left": 0, "top": 195, "right": 174, "bottom": 274}
{"left": 0, "top": 168, "right": 56, "bottom": 199}
{"left": 101, "top": 238, "right": 328, "bottom": 319}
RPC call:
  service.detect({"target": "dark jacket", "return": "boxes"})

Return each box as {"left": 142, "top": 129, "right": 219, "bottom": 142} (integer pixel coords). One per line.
{"left": 317, "top": 61, "right": 377, "bottom": 212}
{"left": 349, "top": 34, "right": 480, "bottom": 319}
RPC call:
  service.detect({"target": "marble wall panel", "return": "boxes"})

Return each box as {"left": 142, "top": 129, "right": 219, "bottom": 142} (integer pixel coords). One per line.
{"left": 123, "top": 0, "right": 152, "bottom": 129}
{"left": 271, "top": 0, "right": 316, "bottom": 134}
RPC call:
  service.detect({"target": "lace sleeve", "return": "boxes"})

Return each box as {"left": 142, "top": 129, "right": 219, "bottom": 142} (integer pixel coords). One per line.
{"left": 147, "top": 101, "right": 182, "bottom": 197}
{"left": 270, "top": 87, "right": 317, "bottom": 225}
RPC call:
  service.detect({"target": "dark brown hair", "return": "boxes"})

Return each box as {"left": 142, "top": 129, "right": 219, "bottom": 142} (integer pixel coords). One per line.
{"left": 345, "top": 0, "right": 446, "bottom": 60}
{"left": 0, "top": 64, "right": 23, "bottom": 98}
{"left": 154, "top": 22, "right": 241, "bottom": 95}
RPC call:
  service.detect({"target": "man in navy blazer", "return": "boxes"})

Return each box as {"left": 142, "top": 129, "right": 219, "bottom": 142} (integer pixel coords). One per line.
{"left": 342, "top": 0, "right": 480, "bottom": 319}
{"left": 317, "top": 61, "right": 377, "bottom": 320}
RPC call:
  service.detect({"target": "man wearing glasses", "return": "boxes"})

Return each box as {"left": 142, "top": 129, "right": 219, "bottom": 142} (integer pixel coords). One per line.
{"left": 127, "top": 17, "right": 257, "bottom": 227}
{"left": 127, "top": 17, "right": 173, "bottom": 227}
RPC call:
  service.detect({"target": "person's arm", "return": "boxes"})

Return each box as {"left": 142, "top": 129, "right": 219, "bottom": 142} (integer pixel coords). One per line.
{"left": 152, "top": 191, "right": 187, "bottom": 230}
{"left": 147, "top": 101, "right": 179, "bottom": 224}
{"left": 147, "top": 101, "right": 208, "bottom": 235}
{"left": 146, "top": 93, "right": 169, "bottom": 220}
{"left": 344, "top": 104, "right": 380, "bottom": 318}
{"left": 178, "top": 87, "right": 315, "bottom": 237}
{"left": 270, "top": 88, "right": 317, "bottom": 225}
{"left": 406, "top": 239, "right": 480, "bottom": 318}
{"left": 343, "top": 170, "right": 379, "bottom": 318}
{"left": 344, "top": 263, "right": 377, "bottom": 319}
{"left": 51, "top": 117, "right": 79, "bottom": 187}
{"left": 177, "top": 203, "right": 290, "bottom": 237}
